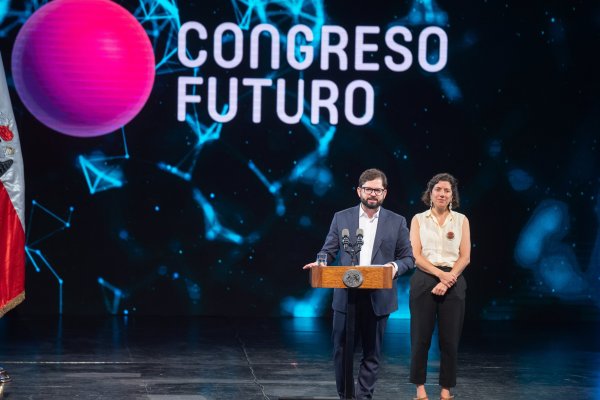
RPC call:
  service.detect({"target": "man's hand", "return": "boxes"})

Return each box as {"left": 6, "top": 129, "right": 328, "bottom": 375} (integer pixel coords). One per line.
{"left": 303, "top": 262, "right": 318, "bottom": 270}
{"left": 385, "top": 263, "right": 398, "bottom": 278}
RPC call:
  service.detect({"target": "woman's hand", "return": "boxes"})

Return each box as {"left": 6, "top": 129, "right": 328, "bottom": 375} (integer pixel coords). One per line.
{"left": 431, "top": 282, "right": 448, "bottom": 296}
{"left": 437, "top": 271, "right": 457, "bottom": 287}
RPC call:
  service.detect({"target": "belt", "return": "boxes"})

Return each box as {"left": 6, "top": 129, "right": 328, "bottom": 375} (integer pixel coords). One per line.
{"left": 433, "top": 265, "right": 452, "bottom": 273}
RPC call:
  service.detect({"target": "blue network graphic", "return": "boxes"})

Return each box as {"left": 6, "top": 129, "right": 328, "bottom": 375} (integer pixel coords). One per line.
{"left": 0, "top": 0, "right": 43, "bottom": 37}
{"left": 78, "top": 127, "right": 130, "bottom": 194}
{"left": 137, "top": 0, "right": 340, "bottom": 316}
{"left": 25, "top": 201, "right": 74, "bottom": 314}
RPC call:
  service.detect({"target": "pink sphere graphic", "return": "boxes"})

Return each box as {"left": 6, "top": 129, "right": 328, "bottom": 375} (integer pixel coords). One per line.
{"left": 11, "top": 0, "right": 155, "bottom": 137}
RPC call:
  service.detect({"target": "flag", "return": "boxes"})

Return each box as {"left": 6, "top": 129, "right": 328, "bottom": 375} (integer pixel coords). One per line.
{"left": 0, "top": 51, "right": 25, "bottom": 318}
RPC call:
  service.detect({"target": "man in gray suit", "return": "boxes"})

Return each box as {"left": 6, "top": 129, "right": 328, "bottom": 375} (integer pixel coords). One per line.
{"left": 304, "top": 168, "right": 415, "bottom": 399}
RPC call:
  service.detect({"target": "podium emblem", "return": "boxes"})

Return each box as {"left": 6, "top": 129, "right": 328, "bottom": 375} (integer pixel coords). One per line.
{"left": 342, "top": 269, "right": 364, "bottom": 288}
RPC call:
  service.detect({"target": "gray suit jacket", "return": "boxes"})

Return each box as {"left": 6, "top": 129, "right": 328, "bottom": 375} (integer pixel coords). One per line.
{"left": 320, "top": 205, "right": 415, "bottom": 316}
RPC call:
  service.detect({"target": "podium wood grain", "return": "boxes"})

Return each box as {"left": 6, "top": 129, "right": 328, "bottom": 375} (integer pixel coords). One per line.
{"left": 310, "top": 265, "right": 393, "bottom": 289}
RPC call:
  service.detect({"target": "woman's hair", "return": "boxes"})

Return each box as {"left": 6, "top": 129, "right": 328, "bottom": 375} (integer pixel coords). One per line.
{"left": 421, "top": 173, "right": 460, "bottom": 209}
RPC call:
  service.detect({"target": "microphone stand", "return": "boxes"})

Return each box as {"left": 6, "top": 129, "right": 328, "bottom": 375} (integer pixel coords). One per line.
{"left": 343, "top": 238, "right": 362, "bottom": 266}
{"left": 341, "top": 236, "right": 362, "bottom": 399}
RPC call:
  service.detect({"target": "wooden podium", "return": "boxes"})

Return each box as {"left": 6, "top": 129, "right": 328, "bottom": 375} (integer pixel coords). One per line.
{"left": 310, "top": 265, "right": 393, "bottom": 290}
{"left": 311, "top": 265, "right": 393, "bottom": 400}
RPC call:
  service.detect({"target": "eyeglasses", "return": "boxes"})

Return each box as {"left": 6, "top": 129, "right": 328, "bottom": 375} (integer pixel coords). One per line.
{"left": 361, "top": 187, "right": 386, "bottom": 196}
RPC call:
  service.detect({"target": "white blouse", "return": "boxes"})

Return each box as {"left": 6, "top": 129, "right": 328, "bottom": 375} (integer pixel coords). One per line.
{"left": 415, "top": 209, "right": 466, "bottom": 268}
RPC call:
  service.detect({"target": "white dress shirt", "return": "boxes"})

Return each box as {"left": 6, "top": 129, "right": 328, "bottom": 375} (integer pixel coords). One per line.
{"left": 358, "top": 204, "right": 380, "bottom": 266}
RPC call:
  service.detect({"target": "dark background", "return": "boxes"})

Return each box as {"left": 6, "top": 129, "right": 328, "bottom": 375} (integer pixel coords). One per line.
{"left": 1, "top": 0, "right": 598, "bottom": 320}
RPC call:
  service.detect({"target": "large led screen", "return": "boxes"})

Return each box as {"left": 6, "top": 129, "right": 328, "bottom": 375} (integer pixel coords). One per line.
{"left": 0, "top": 0, "right": 598, "bottom": 320}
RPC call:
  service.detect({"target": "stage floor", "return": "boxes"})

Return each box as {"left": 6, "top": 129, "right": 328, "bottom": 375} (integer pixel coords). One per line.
{"left": 0, "top": 316, "right": 598, "bottom": 399}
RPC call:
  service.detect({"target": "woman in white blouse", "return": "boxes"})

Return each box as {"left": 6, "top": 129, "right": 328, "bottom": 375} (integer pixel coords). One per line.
{"left": 409, "top": 173, "right": 471, "bottom": 400}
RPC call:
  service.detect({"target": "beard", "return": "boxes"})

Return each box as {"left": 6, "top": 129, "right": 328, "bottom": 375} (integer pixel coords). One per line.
{"left": 361, "top": 196, "right": 382, "bottom": 210}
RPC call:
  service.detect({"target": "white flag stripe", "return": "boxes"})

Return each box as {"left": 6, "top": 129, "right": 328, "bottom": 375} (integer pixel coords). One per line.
{"left": 0, "top": 51, "right": 25, "bottom": 230}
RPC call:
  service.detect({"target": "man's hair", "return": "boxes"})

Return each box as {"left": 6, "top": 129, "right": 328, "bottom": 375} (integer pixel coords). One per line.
{"left": 421, "top": 172, "right": 460, "bottom": 209}
{"left": 358, "top": 168, "right": 388, "bottom": 189}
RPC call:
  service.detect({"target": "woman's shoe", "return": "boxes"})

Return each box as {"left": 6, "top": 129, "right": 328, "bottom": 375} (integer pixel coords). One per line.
{"left": 440, "top": 396, "right": 454, "bottom": 400}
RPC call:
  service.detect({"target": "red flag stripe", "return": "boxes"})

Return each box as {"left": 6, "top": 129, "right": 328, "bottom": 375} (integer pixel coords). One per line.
{"left": 0, "top": 182, "right": 25, "bottom": 317}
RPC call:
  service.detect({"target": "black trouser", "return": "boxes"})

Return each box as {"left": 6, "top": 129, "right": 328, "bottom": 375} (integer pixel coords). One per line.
{"left": 409, "top": 267, "right": 466, "bottom": 388}
{"left": 332, "top": 290, "right": 388, "bottom": 399}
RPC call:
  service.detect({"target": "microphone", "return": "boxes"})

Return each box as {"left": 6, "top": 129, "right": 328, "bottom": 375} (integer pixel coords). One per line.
{"left": 356, "top": 228, "right": 364, "bottom": 251}
{"left": 341, "top": 228, "right": 350, "bottom": 250}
